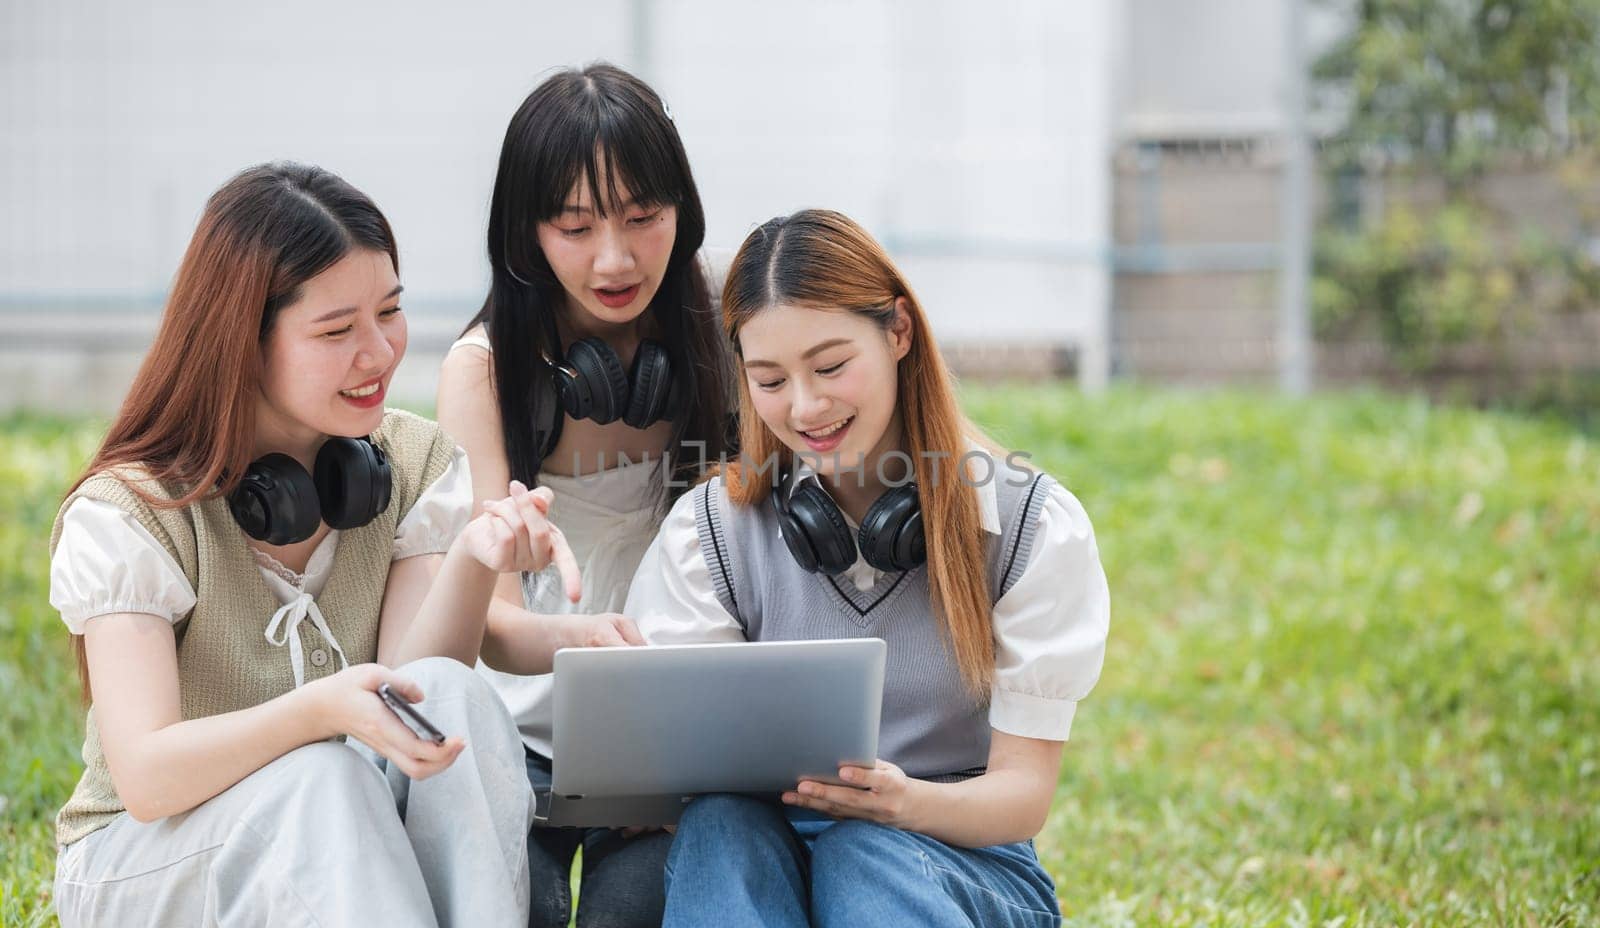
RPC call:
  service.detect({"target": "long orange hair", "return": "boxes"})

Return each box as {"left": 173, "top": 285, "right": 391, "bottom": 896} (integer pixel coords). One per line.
{"left": 718, "top": 209, "right": 1001, "bottom": 698}
{"left": 64, "top": 162, "right": 399, "bottom": 699}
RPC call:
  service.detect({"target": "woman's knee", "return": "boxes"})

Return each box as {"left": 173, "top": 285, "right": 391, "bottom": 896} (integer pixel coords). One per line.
{"left": 249, "top": 742, "right": 393, "bottom": 818}
{"left": 394, "top": 657, "right": 512, "bottom": 730}
{"left": 674, "top": 794, "right": 785, "bottom": 842}
{"left": 667, "top": 795, "right": 805, "bottom": 899}
{"left": 394, "top": 655, "right": 486, "bottom": 697}
{"left": 668, "top": 794, "right": 796, "bottom": 874}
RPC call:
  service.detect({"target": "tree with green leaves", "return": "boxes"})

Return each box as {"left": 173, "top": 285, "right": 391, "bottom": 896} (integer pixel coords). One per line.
{"left": 1312, "top": 0, "right": 1600, "bottom": 373}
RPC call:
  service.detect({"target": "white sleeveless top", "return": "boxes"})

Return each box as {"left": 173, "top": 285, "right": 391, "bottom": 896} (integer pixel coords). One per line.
{"left": 450, "top": 332, "right": 666, "bottom": 758}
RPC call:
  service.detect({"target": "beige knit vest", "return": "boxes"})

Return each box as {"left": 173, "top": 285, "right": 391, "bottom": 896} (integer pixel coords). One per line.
{"left": 48, "top": 409, "right": 458, "bottom": 847}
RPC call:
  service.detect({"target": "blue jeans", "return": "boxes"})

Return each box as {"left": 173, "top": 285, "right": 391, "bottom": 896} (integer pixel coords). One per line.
{"left": 525, "top": 749, "right": 672, "bottom": 928}
{"left": 663, "top": 794, "right": 1061, "bottom": 928}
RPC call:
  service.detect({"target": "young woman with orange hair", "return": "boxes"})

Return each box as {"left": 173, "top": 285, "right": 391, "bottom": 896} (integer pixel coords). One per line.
{"left": 625, "top": 209, "right": 1110, "bottom": 926}
{"left": 47, "top": 162, "right": 578, "bottom": 927}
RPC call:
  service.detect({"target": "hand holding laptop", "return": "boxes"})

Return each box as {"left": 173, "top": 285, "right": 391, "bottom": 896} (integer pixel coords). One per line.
{"left": 539, "top": 638, "right": 887, "bottom": 827}
{"left": 784, "top": 758, "right": 910, "bottom": 827}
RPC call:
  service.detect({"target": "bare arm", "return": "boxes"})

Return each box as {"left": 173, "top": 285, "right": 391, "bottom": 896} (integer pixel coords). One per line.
{"left": 436, "top": 342, "right": 635, "bottom": 674}
{"left": 783, "top": 729, "right": 1064, "bottom": 848}
{"left": 379, "top": 482, "right": 580, "bottom": 668}
{"left": 477, "top": 597, "right": 646, "bottom": 675}
{"left": 85, "top": 613, "right": 462, "bottom": 822}
{"left": 904, "top": 731, "right": 1063, "bottom": 846}
{"left": 377, "top": 545, "right": 494, "bottom": 668}
{"left": 375, "top": 552, "right": 443, "bottom": 666}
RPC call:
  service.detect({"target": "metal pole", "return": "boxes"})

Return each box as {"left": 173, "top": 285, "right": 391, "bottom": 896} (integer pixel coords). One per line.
{"left": 630, "top": 0, "right": 653, "bottom": 82}
{"left": 1278, "top": 0, "right": 1313, "bottom": 394}
{"left": 1082, "top": 0, "right": 1118, "bottom": 392}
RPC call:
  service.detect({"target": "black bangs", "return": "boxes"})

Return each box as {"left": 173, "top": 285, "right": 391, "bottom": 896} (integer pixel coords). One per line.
{"left": 526, "top": 75, "right": 690, "bottom": 221}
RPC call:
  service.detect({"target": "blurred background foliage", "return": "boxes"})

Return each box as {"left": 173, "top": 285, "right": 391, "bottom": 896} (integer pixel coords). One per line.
{"left": 1313, "top": 0, "right": 1600, "bottom": 379}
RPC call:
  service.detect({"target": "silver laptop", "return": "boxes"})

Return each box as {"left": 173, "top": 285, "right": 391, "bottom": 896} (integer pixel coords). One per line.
{"left": 535, "top": 638, "right": 886, "bottom": 827}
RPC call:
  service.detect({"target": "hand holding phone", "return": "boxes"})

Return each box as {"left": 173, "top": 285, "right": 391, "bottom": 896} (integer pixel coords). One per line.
{"left": 303, "top": 665, "right": 461, "bottom": 781}
{"left": 378, "top": 682, "right": 447, "bottom": 745}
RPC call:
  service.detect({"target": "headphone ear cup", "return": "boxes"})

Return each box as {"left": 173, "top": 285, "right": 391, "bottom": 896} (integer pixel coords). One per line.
{"left": 858, "top": 483, "right": 925, "bottom": 572}
{"left": 783, "top": 481, "right": 858, "bottom": 575}
{"left": 623, "top": 339, "right": 673, "bottom": 429}
{"left": 553, "top": 362, "right": 591, "bottom": 420}
{"left": 776, "top": 505, "right": 821, "bottom": 573}
{"left": 314, "top": 437, "right": 392, "bottom": 530}
{"left": 534, "top": 365, "right": 565, "bottom": 459}
{"left": 228, "top": 453, "right": 319, "bottom": 545}
{"left": 566, "top": 337, "right": 629, "bottom": 425}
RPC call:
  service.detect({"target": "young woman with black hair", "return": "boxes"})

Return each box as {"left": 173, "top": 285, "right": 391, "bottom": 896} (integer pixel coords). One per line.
{"left": 47, "top": 163, "right": 578, "bottom": 926}
{"left": 626, "top": 210, "right": 1111, "bottom": 927}
{"left": 435, "top": 63, "right": 734, "bottom": 928}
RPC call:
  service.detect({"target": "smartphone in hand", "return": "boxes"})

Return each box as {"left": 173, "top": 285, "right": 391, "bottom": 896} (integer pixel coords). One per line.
{"left": 377, "top": 682, "right": 447, "bottom": 744}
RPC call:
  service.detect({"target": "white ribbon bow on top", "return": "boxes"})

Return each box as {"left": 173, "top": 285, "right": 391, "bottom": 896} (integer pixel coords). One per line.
{"left": 264, "top": 592, "right": 349, "bottom": 687}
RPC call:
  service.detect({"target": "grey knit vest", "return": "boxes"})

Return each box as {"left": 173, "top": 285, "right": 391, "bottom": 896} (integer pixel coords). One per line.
{"left": 692, "top": 450, "right": 1053, "bottom": 781}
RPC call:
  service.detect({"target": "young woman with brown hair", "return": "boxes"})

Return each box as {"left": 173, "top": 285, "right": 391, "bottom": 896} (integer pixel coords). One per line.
{"left": 625, "top": 209, "right": 1111, "bottom": 926}
{"left": 47, "top": 162, "right": 576, "bottom": 927}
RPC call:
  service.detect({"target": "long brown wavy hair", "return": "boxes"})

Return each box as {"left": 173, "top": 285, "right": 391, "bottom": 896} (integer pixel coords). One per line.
{"left": 64, "top": 162, "right": 398, "bottom": 699}
{"left": 719, "top": 209, "right": 1000, "bottom": 697}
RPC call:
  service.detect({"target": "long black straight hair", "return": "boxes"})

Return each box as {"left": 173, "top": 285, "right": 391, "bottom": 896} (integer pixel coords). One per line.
{"left": 467, "top": 62, "right": 732, "bottom": 497}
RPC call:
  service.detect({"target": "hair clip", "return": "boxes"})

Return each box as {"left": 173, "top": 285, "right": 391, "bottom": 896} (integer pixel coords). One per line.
{"left": 662, "top": 100, "right": 675, "bottom": 123}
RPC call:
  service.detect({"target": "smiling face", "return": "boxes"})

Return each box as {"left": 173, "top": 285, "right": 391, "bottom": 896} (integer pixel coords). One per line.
{"left": 737, "top": 300, "right": 913, "bottom": 477}
{"left": 535, "top": 167, "right": 677, "bottom": 334}
{"left": 255, "top": 248, "right": 406, "bottom": 459}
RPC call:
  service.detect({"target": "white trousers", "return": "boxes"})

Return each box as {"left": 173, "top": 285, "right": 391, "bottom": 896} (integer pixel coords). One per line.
{"left": 53, "top": 657, "right": 534, "bottom": 928}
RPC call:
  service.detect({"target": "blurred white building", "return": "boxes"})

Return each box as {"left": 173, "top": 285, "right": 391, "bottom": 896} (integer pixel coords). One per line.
{"left": 0, "top": 0, "right": 1118, "bottom": 412}
{"left": 1110, "top": 0, "right": 1344, "bottom": 383}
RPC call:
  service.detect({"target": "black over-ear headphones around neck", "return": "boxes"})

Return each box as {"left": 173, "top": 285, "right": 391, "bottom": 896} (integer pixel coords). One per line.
{"left": 534, "top": 335, "right": 680, "bottom": 458}
{"left": 773, "top": 471, "right": 926, "bottom": 576}
{"left": 226, "top": 437, "right": 392, "bottom": 545}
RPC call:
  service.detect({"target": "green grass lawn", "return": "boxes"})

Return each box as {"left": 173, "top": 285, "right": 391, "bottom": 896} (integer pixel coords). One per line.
{"left": 2, "top": 387, "right": 1596, "bottom": 926}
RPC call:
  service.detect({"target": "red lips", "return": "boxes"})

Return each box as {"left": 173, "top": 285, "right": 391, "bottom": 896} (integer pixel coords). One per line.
{"left": 593, "top": 284, "right": 641, "bottom": 309}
